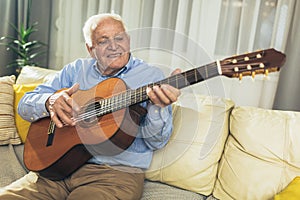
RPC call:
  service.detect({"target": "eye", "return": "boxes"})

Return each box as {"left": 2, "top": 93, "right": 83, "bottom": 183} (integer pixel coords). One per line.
{"left": 97, "top": 39, "right": 109, "bottom": 45}
{"left": 114, "top": 35, "right": 124, "bottom": 42}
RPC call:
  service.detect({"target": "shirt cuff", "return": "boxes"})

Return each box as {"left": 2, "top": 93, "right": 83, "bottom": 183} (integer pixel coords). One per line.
{"left": 147, "top": 104, "right": 170, "bottom": 123}
{"left": 22, "top": 93, "right": 51, "bottom": 122}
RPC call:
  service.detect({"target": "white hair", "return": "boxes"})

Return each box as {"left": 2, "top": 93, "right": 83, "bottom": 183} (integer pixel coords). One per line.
{"left": 82, "top": 13, "right": 126, "bottom": 47}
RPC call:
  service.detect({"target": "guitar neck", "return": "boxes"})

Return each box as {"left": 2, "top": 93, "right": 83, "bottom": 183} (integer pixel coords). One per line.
{"left": 157, "top": 61, "right": 220, "bottom": 90}
{"left": 98, "top": 62, "right": 220, "bottom": 115}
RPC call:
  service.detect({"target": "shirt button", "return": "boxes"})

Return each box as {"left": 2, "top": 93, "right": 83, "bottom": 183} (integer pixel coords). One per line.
{"left": 30, "top": 117, "right": 34, "bottom": 121}
{"left": 42, "top": 112, "right": 47, "bottom": 116}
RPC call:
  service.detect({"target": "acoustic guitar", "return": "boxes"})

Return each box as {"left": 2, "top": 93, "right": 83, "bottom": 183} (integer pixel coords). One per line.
{"left": 24, "top": 48, "right": 286, "bottom": 180}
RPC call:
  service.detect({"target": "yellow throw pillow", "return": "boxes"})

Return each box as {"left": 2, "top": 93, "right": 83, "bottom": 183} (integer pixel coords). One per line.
{"left": 274, "top": 177, "right": 300, "bottom": 200}
{"left": 13, "top": 84, "right": 39, "bottom": 143}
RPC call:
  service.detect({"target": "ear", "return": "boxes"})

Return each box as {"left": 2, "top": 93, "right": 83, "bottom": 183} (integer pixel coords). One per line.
{"left": 86, "top": 43, "right": 95, "bottom": 58}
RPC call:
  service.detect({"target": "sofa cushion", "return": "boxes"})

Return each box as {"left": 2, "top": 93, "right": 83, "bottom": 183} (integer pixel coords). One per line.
{"left": 0, "top": 75, "right": 21, "bottom": 145}
{"left": 13, "top": 84, "right": 39, "bottom": 143}
{"left": 145, "top": 93, "right": 235, "bottom": 195}
{"left": 214, "top": 106, "right": 300, "bottom": 200}
{"left": 141, "top": 181, "right": 207, "bottom": 200}
{"left": 16, "top": 66, "right": 58, "bottom": 84}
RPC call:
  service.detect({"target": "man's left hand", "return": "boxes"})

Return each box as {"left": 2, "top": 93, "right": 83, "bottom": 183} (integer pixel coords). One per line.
{"left": 146, "top": 68, "right": 182, "bottom": 107}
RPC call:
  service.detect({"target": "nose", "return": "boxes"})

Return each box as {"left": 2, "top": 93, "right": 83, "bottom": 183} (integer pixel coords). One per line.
{"left": 108, "top": 39, "right": 118, "bottom": 50}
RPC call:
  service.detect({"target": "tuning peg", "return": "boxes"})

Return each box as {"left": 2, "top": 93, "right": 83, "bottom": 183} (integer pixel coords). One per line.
{"left": 251, "top": 71, "right": 256, "bottom": 79}
{"left": 256, "top": 54, "right": 262, "bottom": 58}
{"left": 263, "top": 69, "right": 270, "bottom": 80}
{"left": 232, "top": 59, "right": 237, "bottom": 64}
{"left": 264, "top": 69, "right": 269, "bottom": 76}
{"left": 247, "top": 65, "right": 252, "bottom": 70}
{"left": 234, "top": 67, "right": 239, "bottom": 72}
{"left": 239, "top": 73, "right": 243, "bottom": 81}
{"left": 259, "top": 63, "right": 265, "bottom": 68}
{"left": 244, "top": 56, "right": 249, "bottom": 61}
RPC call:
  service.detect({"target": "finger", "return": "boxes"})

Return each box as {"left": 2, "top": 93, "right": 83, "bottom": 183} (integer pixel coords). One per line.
{"left": 56, "top": 110, "right": 75, "bottom": 126}
{"left": 66, "top": 83, "right": 80, "bottom": 96}
{"left": 65, "top": 83, "right": 80, "bottom": 112}
{"left": 49, "top": 105, "right": 64, "bottom": 128}
{"left": 146, "top": 87, "right": 162, "bottom": 106}
{"left": 161, "top": 84, "right": 181, "bottom": 102}
{"left": 49, "top": 95, "right": 76, "bottom": 127}
{"left": 171, "top": 68, "right": 182, "bottom": 76}
{"left": 149, "top": 85, "right": 171, "bottom": 107}
{"left": 54, "top": 104, "right": 75, "bottom": 126}
{"left": 61, "top": 92, "right": 80, "bottom": 114}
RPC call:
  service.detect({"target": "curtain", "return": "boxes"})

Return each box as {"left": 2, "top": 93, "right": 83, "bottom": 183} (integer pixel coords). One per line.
{"left": 0, "top": 0, "right": 51, "bottom": 76}
{"left": 0, "top": 0, "right": 18, "bottom": 76}
{"left": 273, "top": 0, "right": 300, "bottom": 111}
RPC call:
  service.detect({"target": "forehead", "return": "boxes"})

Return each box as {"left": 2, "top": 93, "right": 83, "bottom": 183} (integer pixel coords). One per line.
{"left": 93, "top": 17, "right": 125, "bottom": 38}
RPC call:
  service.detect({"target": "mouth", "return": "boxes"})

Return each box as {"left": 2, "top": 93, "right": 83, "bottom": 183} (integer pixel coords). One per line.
{"left": 107, "top": 53, "right": 123, "bottom": 58}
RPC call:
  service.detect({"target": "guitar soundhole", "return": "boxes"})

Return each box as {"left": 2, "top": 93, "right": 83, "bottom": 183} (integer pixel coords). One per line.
{"left": 78, "top": 101, "right": 102, "bottom": 127}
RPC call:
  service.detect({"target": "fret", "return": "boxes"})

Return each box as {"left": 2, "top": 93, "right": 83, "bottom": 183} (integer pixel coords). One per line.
{"left": 133, "top": 89, "right": 137, "bottom": 105}
{"left": 140, "top": 87, "right": 143, "bottom": 102}
{"left": 107, "top": 97, "right": 111, "bottom": 113}
{"left": 184, "top": 72, "right": 188, "bottom": 86}
{"left": 117, "top": 93, "right": 122, "bottom": 109}
{"left": 123, "top": 91, "right": 126, "bottom": 108}
{"left": 112, "top": 95, "right": 117, "bottom": 112}
{"left": 127, "top": 89, "right": 132, "bottom": 106}
{"left": 100, "top": 99, "right": 105, "bottom": 115}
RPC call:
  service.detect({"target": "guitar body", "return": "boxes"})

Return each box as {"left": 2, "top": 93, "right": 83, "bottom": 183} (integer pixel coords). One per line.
{"left": 24, "top": 78, "right": 147, "bottom": 180}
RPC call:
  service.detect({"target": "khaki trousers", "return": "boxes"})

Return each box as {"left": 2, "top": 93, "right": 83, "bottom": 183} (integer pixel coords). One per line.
{"left": 0, "top": 164, "right": 145, "bottom": 200}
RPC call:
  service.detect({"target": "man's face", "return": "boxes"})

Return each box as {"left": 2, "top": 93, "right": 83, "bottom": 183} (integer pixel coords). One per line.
{"left": 88, "top": 17, "right": 130, "bottom": 75}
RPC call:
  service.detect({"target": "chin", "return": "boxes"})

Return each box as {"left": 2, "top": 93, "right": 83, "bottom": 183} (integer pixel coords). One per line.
{"left": 109, "top": 63, "right": 126, "bottom": 69}
{"left": 108, "top": 57, "right": 128, "bottom": 68}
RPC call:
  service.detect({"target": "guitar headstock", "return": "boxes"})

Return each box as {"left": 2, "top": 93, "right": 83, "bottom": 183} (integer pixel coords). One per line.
{"left": 220, "top": 48, "right": 286, "bottom": 80}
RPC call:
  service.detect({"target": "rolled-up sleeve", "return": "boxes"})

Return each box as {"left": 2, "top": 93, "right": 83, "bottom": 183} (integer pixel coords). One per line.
{"left": 18, "top": 92, "right": 52, "bottom": 122}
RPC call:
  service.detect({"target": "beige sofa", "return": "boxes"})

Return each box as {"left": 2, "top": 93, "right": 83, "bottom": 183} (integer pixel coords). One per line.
{"left": 1, "top": 66, "right": 300, "bottom": 200}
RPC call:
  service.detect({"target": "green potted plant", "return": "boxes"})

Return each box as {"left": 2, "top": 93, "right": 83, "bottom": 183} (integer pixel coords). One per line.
{"left": 0, "top": 0, "right": 47, "bottom": 75}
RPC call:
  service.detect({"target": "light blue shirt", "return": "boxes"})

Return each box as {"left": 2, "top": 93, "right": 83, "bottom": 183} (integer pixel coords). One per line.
{"left": 18, "top": 55, "right": 173, "bottom": 169}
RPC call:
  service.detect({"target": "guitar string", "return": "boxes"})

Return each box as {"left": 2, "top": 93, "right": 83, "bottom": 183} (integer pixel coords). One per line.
{"left": 72, "top": 62, "right": 219, "bottom": 122}
{"left": 73, "top": 53, "right": 262, "bottom": 122}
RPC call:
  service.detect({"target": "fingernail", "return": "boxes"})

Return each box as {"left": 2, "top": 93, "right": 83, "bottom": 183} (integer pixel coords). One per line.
{"left": 146, "top": 87, "right": 151, "bottom": 93}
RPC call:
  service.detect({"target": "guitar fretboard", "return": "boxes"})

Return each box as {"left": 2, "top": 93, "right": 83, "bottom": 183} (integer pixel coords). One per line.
{"left": 91, "top": 62, "right": 220, "bottom": 117}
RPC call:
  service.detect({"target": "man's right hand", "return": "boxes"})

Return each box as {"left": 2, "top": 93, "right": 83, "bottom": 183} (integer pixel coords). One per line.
{"left": 46, "top": 83, "right": 80, "bottom": 128}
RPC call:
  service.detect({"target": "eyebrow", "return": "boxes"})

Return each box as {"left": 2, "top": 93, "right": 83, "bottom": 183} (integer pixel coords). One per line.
{"left": 98, "top": 35, "right": 110, "bottom": 39}
{"left": 96, "top": 33, "right": 125, "bottom": 40}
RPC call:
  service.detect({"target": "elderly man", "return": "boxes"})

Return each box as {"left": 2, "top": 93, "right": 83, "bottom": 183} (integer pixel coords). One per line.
{"left": 0, "top": 13, "right": 181, "bottom": 200}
